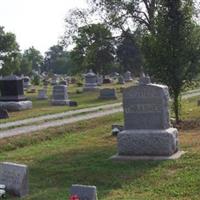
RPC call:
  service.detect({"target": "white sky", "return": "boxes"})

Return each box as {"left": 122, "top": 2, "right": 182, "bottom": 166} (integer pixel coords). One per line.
{"left": 0, "top": 0, "right": 87, "bottom": 55}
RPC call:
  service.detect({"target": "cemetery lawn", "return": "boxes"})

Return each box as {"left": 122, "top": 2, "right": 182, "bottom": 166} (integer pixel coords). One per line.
{"left": 1, "top": 104, "right": 200, "bottom": 199}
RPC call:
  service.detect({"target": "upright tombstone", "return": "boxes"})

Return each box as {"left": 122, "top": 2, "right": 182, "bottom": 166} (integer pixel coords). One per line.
{"left": 99, "top": 88, "right": 117, "bottom": 100}
{"left": 23, "top": 76, "right": 31, "bottom": 89}
{"left": 0, "top": 162, "right": 29, "bottom": 197}
{"left": 124, "top": 71, "right": 133, "bottom": 82}
{"left": 51, "top": 85, "right": 70, "bottom": 105}
{"left": 83, "top": 69, "right": 98, "bottom": 91}
{"left": 0, "top": 75, "right": 32, "bottom": 111}
{"left": 70, "top": 184, "right": 98, "bottom": 200}
{"left": 37, "top": 89, "right": 48, "bottom": 100}
{"left": 118, "top": 75, "right": 125, "bottom": 84}
{"left": 111, "top": 75, "right": 183, "bottom": 160}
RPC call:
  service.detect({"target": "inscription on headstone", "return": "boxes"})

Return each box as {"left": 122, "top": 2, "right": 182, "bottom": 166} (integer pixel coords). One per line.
{"left": 0, "top": 162, "right": 28, "bottom": 197}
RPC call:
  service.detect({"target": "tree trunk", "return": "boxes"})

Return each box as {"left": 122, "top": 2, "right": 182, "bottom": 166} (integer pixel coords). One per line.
{"left": 173, "top": 93, "right": 180, "bottom": 124}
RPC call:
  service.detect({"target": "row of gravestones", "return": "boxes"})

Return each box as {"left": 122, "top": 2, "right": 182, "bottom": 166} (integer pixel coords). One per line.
{"left": 0, "top": 75, "right": 118, "bottom": 117}
{"left": 83, "top": 69, "right": 133, "bottom": 91}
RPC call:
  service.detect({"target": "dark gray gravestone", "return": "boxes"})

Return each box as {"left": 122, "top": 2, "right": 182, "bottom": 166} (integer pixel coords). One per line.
{"left": 0, "top": 162, "right": 28, "bottom": 197}
{"left": 70, "top": 184, "right": 97, "bottom": 200}
{"left": 0, "top": 75, "right": 26, "bottom": 102}
{"left": 99, "top": 88, "right": 117, "bottom": 100}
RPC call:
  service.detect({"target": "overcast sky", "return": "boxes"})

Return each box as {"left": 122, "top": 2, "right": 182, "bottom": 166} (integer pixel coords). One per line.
{"left": 0, "top": 0, "right": 87, "bottom": 54}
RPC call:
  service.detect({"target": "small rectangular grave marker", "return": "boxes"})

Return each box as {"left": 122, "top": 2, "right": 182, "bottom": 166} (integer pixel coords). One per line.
{"left": 0, "top": 162, "right": 29, "bottom": 197}
{"left": 70, "top": 184, "right": 97, "bottom": 200}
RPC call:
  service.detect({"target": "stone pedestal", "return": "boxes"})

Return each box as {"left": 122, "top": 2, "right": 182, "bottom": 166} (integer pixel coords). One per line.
{"left": 117, "top": 128, "right": 178, "bottom": 156}
{"left": 0, "top": 101, "right": 32, "bottom": 111}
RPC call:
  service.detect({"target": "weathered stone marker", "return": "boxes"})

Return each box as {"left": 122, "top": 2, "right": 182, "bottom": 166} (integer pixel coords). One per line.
{"left": 70, "top": 184, "right": 98, "bottom": 200}
{"left": 0, "top": 162, "right": 29, "bottom": 197}
{"left": 51, "top": 85, "right": 69, "bottom": 105}
{"left": 83, "top": 69, "right": 98, "bottom": 91}
{"left": 111, "top": 75, "right": 184, "bottom": 160}
{"left": 37, "top": 89, "right": 48, "bottom": 100}
{"left": 99, "top": 88, "right": 117, "bottom": 100}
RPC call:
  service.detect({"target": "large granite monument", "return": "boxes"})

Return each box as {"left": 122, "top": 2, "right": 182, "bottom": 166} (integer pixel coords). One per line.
{"left": 83, "top": 69, "right": 98, "bottom": 91}
{"left": 111, "top": 75, "right": 184, "bottom": 160}
{"left": 0, "top": 76, "right": 32, "bottom": 111}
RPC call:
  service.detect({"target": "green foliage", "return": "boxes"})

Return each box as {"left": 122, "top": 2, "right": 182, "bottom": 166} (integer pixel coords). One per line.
{"left": 0, "top": 26, "right": 20, "bottom": 75}
{"left": 116, "top": 30, "right": 143, "bottom": 75}
{"left": 143, "top": 0, "right": 200, "bottom": 122}
{"left": 32, "top": 74, "right": 41, "bottom": 85}
{"left": 43, "top": 45, "right": 74, "bottom": 74}
{"left": 70, "top": 23, "right": 115, "bottom": 74}
{"left": 23, "top": 46, "right": 43, "bottom": 71}
{"left": 18, "top": 55, "right": 32, "bottom": 75}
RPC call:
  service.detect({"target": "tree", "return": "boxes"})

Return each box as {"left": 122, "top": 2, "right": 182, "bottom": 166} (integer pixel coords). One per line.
{"left": 143, "top": 0, "right": 200, "bottom": 122}
{"left": 43, "top": 45, "right": 74, "bottom": 74}
{"left": 23, "top": 47, "right": 43, "bottom": 72}
{"left": 116, "top": 30, "right": 143, "bottom": 75}
{"left": 0, "top": 26, "right": 20, "bottom": 75}
{"left": 18, "top": 55, "right": 32, "bottom": 75}
{"left": 70, "top": 23, "right": 115, "bottom": 74}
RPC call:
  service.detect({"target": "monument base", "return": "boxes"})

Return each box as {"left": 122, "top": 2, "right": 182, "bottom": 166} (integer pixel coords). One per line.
{"left": 0, "top": 101, "right": 32, "bottom": 111}
{"left": 51, "top": 99, "right": 71, "bottom": 106}
{"left": 117, "top": 128, "right": 178, "bottom": 156}
{"left": 110, "top": 151, "right": 185, "bottom": 161}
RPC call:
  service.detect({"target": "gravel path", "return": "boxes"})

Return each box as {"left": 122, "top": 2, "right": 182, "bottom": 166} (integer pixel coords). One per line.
{"left": 0, "top": 107, "right": 123, "bottom": 139}
{"left": 0, "top": 103, "right": 122, "bottom": 129}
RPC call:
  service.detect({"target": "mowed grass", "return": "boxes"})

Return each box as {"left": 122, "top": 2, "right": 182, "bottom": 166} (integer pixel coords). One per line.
{"left": 1, "top": 110, "right": 200, "bottom": 200}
